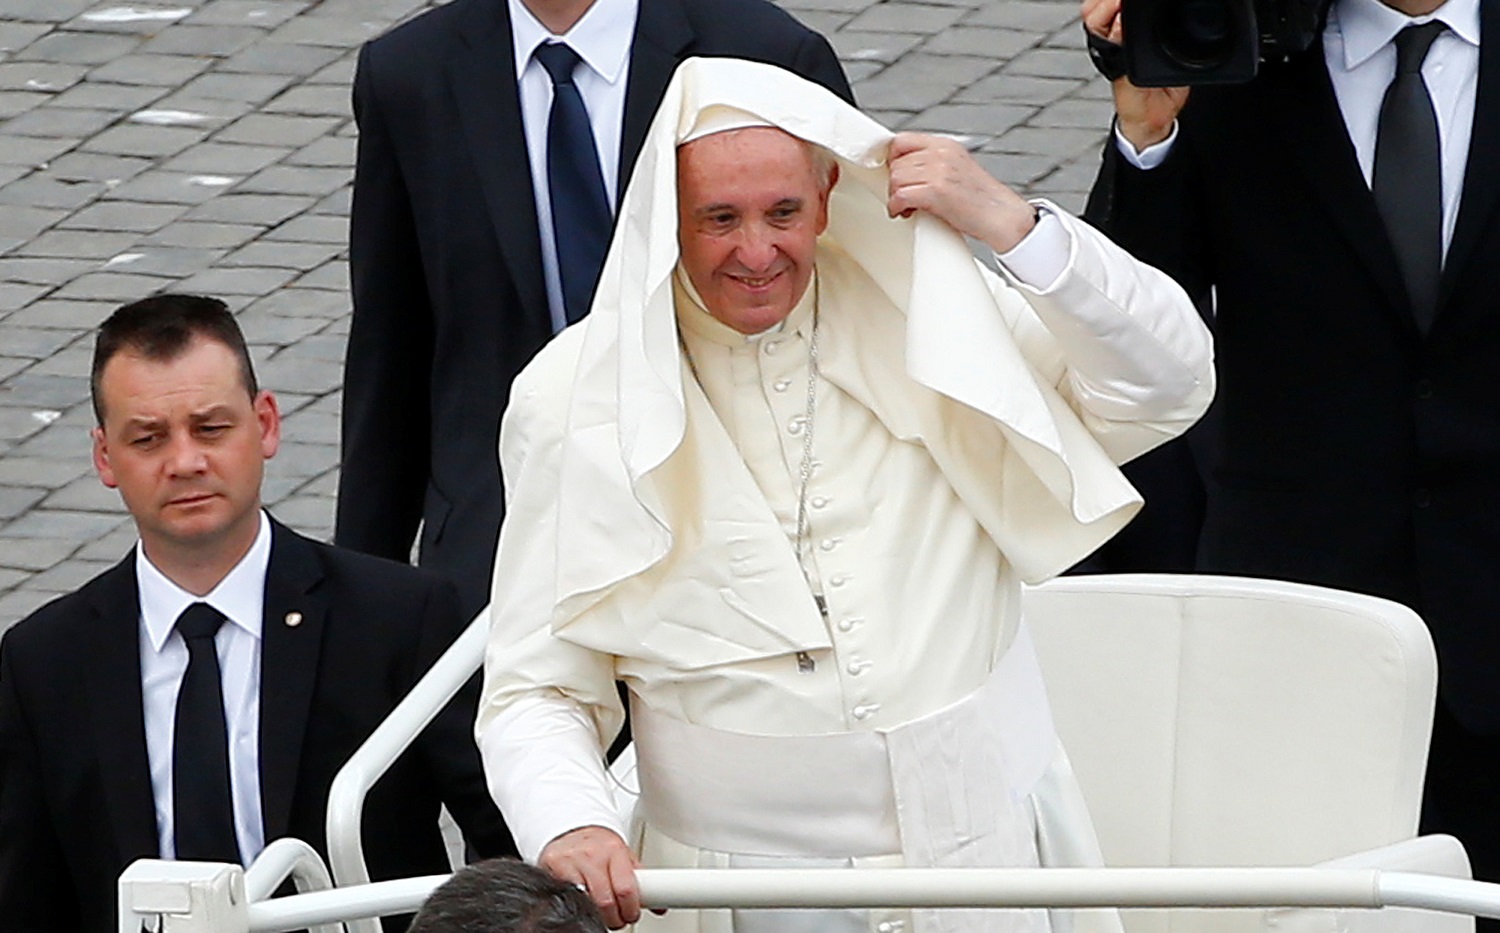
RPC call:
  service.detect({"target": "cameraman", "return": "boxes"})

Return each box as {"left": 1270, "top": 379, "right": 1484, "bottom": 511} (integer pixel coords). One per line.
{"left": 1082, "top": 0, "right": 1497, "bottom": 909}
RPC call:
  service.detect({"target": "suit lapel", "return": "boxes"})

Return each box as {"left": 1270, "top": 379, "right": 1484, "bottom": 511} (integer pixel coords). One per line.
{"left": 1273, "top": 46, "right": 1414, "bottom": 330}
{"left": 618, "top": 0, "right": 693, "bottom": 201}
{"left": 85, "top": 555, "right": 160, "bottom": 865}
{"left": 446, "top": 0, "right": 551, "bottom": 331}
{"left": 257, "top": 522, "right": 328, "bottom": 844}
{"left": 1439, "top": 0, "right": 1500, "bottom": 314}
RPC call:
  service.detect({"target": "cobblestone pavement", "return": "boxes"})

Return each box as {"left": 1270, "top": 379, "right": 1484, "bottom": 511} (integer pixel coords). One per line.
{"left": 0, "top": 0, "right": 1117, "bottom": 633}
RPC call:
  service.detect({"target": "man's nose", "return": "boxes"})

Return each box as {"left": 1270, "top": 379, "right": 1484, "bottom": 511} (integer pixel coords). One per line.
{"left": 165, "top": 435, "right": 209, "bottom": 475}
{"left": 734, "top": 224, "right": 777, "bottom": 271}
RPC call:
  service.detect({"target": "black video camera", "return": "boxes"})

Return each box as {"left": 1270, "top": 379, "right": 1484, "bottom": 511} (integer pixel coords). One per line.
{"left": 1097, "top": 0, "right": 1332, "bottom": 86}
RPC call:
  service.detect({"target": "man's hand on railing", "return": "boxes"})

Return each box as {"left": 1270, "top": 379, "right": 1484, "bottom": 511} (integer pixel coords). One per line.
{"left": 539, "top": 825, "right": 642, "bottom": 928}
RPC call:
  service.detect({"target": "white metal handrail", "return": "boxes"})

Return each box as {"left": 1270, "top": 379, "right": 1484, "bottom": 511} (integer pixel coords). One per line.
{"left": 241, "top": 868, "right": 1500, "bottom": 933}
{"left": 325, "top": 608, "right": 489, "bottom": 894}
{"left": 241, "top": 839, "right": 341, "bottom": 933}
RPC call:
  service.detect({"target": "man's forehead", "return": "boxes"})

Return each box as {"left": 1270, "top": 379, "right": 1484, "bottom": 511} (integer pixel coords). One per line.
{"left": 676, "top": 126, "right": 812, "bottom": 172}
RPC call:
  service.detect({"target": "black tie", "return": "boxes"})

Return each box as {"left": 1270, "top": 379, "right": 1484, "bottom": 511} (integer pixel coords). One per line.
{"left": 172, "top": 602, "right": 239, "bottom": 863}
{"left": 1372, "top": 21, "right": 1446, "bottom": 332}
{"left": 535, "top": 42, "right": 612, "bottom": 326}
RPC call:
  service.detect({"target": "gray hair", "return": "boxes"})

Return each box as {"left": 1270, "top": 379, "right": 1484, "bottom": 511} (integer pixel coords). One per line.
{"left": 408, "top": 860, "right": 607, "bottom": 933}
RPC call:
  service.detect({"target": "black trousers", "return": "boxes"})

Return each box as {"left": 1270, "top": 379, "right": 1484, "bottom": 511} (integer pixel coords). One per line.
{"left": 1420, "top": 700, "right": 1500, "bottom": 933}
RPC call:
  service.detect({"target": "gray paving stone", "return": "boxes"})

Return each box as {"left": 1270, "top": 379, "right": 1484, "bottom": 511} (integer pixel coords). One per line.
{"left": 264, "top": 16, "right": 387, "bottom": 49}
{"left": 984, "top": 124, "right": 1108, "bottom": 160}
{"left": 104, "top": 170, "right": 240, "bottom": 205}
{"left": 44, "top": 150, "right": 155, "bottom": 184}
{"left": 14, "top": 31, "right": 141, "bottom": 66}
{"left": 3, "top": 420, "right": 93, "bottom": 458}
{"left": 262, "top": 84, "right": 351, "bottom": 118}
{"left": 924, "top": 26, "right": 1040, "bottom": 57}
{"left": 265, "top": 438, "right": 338, "bottom": 477}
{"left": 907, "top": 102, "right": 1034, "bottom": 138}
{"left": 966, "top": 0, "right": 1082, "bottom": 30}
{"left": 49, "top": 270, "right": 176, "bottom": 302}
{"left": 82, "top": 124, "right": 208, "bottom": 159}
{"left": 0, "top": 172, "right": 108, "bottom": 211}
{"left": 0, "top": 91, "right": 51, "bottom": 121}
{"left": 221, "top": 42, "right": 345, "bottom": 78}
{"left": 0, "top": 456, "right": 91, "bottom": 489}
{"left": 257, "top": 352, "right": 341, "bottom": 394}
{"left": 140, "top": 25, "right": 267, "bottom": 57}
{"left": 956, "top": 73, "right": 1084, "bottom": 105}
{"left": 75, "top": 521, "right": 138, "bottom": 561}
{"left": 237, "top": 165, "right": 349, "bottom": 198}
{"left": 46, "top": 81, "right": 166, "bottom": 111}
{"left": 0, "top": 61, "right": 88, "bottom": 93}
{"left": 39, "top": 474, "right": 119, "bottom": 512}
{"left": 102, "top": 246, "right": 228, "bottom": 277}
{"left": 174, "top": 265, "right": 299, "bottom": 296}
{"left": 0, "top": 257, "right": 95, "bottom": 286}
{"left": 845, "top": 3, "right": 969, "bottom": 33}
{"left": 0, "top": 134, "right": 77, "bottom": 167}
{"left": 311, "top": 0, "right": 430, "bottom": 19}
{"left": 163, "top": 141, "right": 287, "bottom": 174}
{"left": 294, "top": 259, "right": 348, "bottom": 290}
{"left": 221, "top": 240, "right": 342, "bottom": 271}
{"left": 0, "top": 165, "right": 30, "bottom": 189}
{"left": 280, "top": 405, "right": 340, "bottom": 441}
{"left": 0, "top": 534, "right": 79, "bottom": 570}
{"left": 3, "top": 106, "right": 120, "bottom": 141}
{"left": 305, "top": 55, "right": 359, "bottom": 88}
{"left": 4, "top": 301, "right": 113, "bottom": 334}
{"left": 140, "top": 220, "right": 264, "bottom": 249}
{"left": 855, "top": 53, "right": 1002, "bottom": 110}
{"left": 216, "top": 113, "right": 343, "bottom": 148}
{"left": 24, "top": 344, "right": 94, "bottom": 378}
{"left": 830, "top": 31, "right": 926, "bottom": 65}
{"left": 0, "top": 407, "right": 51, "bottom": 444}
{"left": 0, "top": 358, "right": 31, "bottom": 382}
{"left": 283, "top": 134, "right": 355, "bottom": 168}
{"left": 264, "top": 214, "right": 345, "bottom": 244}
{"left": 0, "top": 205, "right": 67, "bottom": 241}
{"left": 1002, "top": 46, "right": 1099, "bottom": 80}
{"left": 243, "top": 287, "right": 349, "bottom": 320}
{"left": 88, "top": 53, "right": 215, "bottom": 87}
{"left": 177, "top": 71, "right": 296, "bottom": 103}
{"left": 5, "top": 0, "right": 93, "bottom": 22}
{"left": 0, "top": 23, "right": 51, "bottom": 54}
{"left": 0, "top": 282, "right": 51, "bottom": 312}
{"left": 186, "top": 1, "right": 314, "bottom": 28}
{"left": 0, "top": 326, "right": 81, "bottom": 360}
{"left": 239, "top": 310, "right": 329, "bottom": 345}
{"left": 1032, "top": 97, "right": 1117, "bottom": 128}
{"left": 129, "top": 94, "right": 257, "bottom": 125}
{"left": 17, "top": 229, "right": 139, "bottom": 261}
{"left": 263, "top": 494, "right": 333, "bottom": 538}
{"left": 0, "top": 568, "right": 26, "bottom": 592}
{"left": 57, "top": 199, "right": 191, "bottom": 234}
{"left": 0, "top": 486, "right": 48, "bottom": 521}
{"left": 24, "top": 558, "right": 117, "bottom": 592}
{"left": 310, "top": 186, "right": 350, "bottom": 215}
{"left": 184, "top": 193, "right": 314, "bottom": 225}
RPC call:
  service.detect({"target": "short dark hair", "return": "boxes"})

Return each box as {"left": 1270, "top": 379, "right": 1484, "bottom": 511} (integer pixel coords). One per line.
{"left": 91, "top": 293, "right": 258, "bottom": 424}
{"left": 409, "top": 860, "right": 608, "bottom": 933}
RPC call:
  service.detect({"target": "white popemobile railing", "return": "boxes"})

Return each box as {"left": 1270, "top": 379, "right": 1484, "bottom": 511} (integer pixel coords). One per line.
{"left": 117, "top": 577, "right": 1500, "bottom": 930}
{"left": 118, "top": 861, "right": 1500, "bottom": 932}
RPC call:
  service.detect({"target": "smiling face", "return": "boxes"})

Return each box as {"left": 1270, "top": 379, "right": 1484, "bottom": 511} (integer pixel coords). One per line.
{"left": 676, "top": 127, "right": 836, "bottom": 335}
{"left": 92, "top": 335, "right": 279, "bottom": 574}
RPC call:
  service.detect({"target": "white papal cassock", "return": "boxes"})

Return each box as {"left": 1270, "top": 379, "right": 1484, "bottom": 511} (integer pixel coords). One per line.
{"left": 477, "top": 57, "right": 1215, "bottom": 933}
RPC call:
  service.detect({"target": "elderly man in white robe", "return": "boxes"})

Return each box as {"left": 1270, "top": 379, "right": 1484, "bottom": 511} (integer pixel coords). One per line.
{"left": 477, "top": 58, "right": 1214, "bottom": 933}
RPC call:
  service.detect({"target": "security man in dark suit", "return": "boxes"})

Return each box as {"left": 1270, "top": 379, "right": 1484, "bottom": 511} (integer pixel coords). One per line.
{"left": 335, "top": 0, "right": 854, "bottom": 618}
{"left": 1081, "top": 0, "right": 1500, "bottom": 907}
{"left": 0, "top": 294, "right": 514, "bottom": 933}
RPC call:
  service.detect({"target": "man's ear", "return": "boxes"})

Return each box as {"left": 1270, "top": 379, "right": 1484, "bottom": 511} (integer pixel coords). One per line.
{"left": 816, "top": 163, "right": 840, "bottom": 234}
{"left": 255, "top": 390, "right": 281, "bottom": 460}
{"left": 92, "top": 426, "right": 119, "bottom": 489}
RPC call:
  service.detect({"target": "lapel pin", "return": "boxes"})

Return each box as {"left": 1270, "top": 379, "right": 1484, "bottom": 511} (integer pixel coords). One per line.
{"left": 285, "top": 611, "right": 303, "bottom": 628}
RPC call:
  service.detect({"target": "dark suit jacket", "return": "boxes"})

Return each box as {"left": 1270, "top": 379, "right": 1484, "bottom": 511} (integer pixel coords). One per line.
{"left": 336, "top": 0, "right": 853, "bottom": 617}
{"left": 1085, "top": 6, "right": 1500, "bottom": 732}
{"left": 0, "top": 520, "right": 514, "bottom": 933}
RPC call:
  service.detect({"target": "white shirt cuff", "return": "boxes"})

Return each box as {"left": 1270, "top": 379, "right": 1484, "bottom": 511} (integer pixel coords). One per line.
{"left": 1112, "top": 120, "right": 1178, "bottom": 170}
{"left": 995, "top": 209, "right": 1069, "bottom": 292}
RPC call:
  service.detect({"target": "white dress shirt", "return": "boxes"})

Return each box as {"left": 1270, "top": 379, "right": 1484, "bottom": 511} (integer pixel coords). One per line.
{"left": 1119, "top": 0, "right": 1479, "bottom": 257}
{"left": 138, "top": 511, "right": 269, "bottom": 865}
{"left": 510, "top": 0, "right": 639, "bottom": 332}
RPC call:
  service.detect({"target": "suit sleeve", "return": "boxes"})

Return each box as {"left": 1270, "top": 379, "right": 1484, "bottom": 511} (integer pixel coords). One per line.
{"left": 408, "top": 577, "right": 519, "bottom": 859}
{"left": 337, "top": 42, "right": 433, "bottom": 563}
{"left": 0, "top": 637, "right": 77, "bottom": 933}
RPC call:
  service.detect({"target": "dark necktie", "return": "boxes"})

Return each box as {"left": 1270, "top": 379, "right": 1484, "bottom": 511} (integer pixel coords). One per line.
{"left": 172, "top": 602, "right": 240, "bottom": 863}
{"left": 535, "top": 42, "right": 612, "bottom": 326}
{"left": 1372, "top": 21, "right": 1446, "bottom": 333}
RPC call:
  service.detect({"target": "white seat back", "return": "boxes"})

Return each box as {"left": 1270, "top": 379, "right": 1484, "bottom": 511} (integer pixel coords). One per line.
{"left": 1025, "top": 574, "right": 1457, "bottom": 933}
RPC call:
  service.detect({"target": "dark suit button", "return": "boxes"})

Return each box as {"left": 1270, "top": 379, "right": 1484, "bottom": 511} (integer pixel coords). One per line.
{"left": 1415, "top": 379, "right": 1434, "bottom": 399}
{"left": 1414, "top": 488, "right": 1432, "bottom": 509}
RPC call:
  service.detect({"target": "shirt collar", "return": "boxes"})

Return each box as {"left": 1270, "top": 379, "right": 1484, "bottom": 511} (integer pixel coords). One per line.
{"left": 673, "top": 264, "right": 819, "bottom": 348}
{"left": 137, "top": 511, "right": 271, "bottom": 652}
{"left": 509, "top": 0, "right": 637, "bottom": 86}
{"left": 1334, "top": 0, "right": 1480, "bottom": 71}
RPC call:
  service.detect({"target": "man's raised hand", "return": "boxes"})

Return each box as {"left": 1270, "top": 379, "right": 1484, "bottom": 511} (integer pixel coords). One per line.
{"left": 1080, "top": 0, "right": 1190, "bottom": 152}
{"left": 886, "top": 132, "right": 1037, "bottom": 253}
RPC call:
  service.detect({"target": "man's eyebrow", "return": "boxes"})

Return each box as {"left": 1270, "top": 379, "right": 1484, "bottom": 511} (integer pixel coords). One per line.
{"left": 693, "top": 202, "right": 737, "bottom": 217}
{"left": 189, "top": 405, "right": 238, "bottom": 422}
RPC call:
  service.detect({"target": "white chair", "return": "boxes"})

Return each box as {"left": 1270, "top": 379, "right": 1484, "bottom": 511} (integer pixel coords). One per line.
{"left": 1024, "top": 574, "right": 1472, "bottom": 933}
